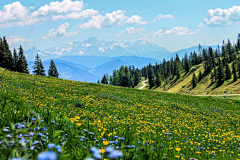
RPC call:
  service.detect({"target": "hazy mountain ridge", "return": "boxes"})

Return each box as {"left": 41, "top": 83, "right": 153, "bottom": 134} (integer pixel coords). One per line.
{"left": 24, "top": 37, "right": 171, "bottom": 61}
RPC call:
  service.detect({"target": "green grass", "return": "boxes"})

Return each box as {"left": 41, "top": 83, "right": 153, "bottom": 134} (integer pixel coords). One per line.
{"left": 155, "top": 63, "right": 240, "bottom": 95}
{"left": 0, "top": 69, "right": 240, "bottom": 159}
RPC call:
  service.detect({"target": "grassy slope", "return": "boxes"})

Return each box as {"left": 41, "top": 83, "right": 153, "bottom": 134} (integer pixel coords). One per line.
{"left": 1, "top": 69, "right": 240, "bottom": 159}
{"left": 155, "top": 63, "right": 240, "bottom": 95}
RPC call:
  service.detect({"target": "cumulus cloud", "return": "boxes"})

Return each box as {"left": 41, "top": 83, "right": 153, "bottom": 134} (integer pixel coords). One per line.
{"left": 31, "top": 0, "right": 84, "bottom": 17}
{"left": 0, "top": 2, "right": 28, "bottom": 23}
{"left": 153, "top": 26, "right": 200, "bottom": 37}
{"left": 43, "top": 22, "right": 79, "bottom": 39}
{"left": 204, "top": 5, "right": 240, "bottom": 26}
{"left": 7, "top": 35, "right": 33, "bottom": 45}
{"left": 124, "top": 15, "right": 148, "bottom": 25}
{"left": 76, "top": 10, "right": 128, "bottom": 29}
{"left": 152, "top": 14, "right": 174, "bottom": 23}
{"left": 52, "top": 9, "right": 99, "bottom": 21}
{"left": 117, "top": 27, "right": 145, "bottom": 36}
{"left": 76, "top": 11, "right": 148, "bottom": 29}
{"left": 0, "top": 0, "right": 96, "bottom": 28}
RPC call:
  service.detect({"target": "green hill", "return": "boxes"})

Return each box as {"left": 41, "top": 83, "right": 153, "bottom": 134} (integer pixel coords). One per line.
{"left": 0, "top": 69, "right": 240, "bottom": 159}
{"left": 151, "top": 63, "right": 240, "bottom": 95}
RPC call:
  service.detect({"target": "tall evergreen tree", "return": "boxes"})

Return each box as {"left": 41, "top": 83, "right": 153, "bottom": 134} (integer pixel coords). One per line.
{"left": 16, "top": 45, "right": 29, "bottom": 73}
{"left": 198, "top": 70, "right": 202, "bottom": 82}
{"left": 225, "top": 62, "right": 232, "bottom": 80}
{"left": 192, "top": 72, "right": 197, "bottom": 88}
{"left": 148, "top": 64, "right": 155, "bottom": 88}
{"left": 32, "top": 54, "right": 45, "bottom": 76}
{"left": 232, "top": 61, "right": 237, "bottom": 82}
{"left": 13, "top": 48, "right": 18, "bottom": 71}
{"left": 156, "top": 71, "right": 161, "bottom": 87}
{"left": 48, "top": 60, "right": 59, "bottom": 78}
{"left": 101, "top": 74, "right": 108, "bottom": 84}
{"left": 217, "top": 59, "right": 225, "bottom": 85}
{"left": 110, "top": 75, "right": 113, "bottom": 85}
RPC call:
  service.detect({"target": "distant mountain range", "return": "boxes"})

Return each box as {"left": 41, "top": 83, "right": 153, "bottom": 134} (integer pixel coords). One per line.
{"left": 24, "top": 37, "right": 221, "bottom": 82}
{"left": 24, "top": 37, "right": 172, "bottom": 61}
{"left": 28, "top": 56, "right": 161, "bottom": 82}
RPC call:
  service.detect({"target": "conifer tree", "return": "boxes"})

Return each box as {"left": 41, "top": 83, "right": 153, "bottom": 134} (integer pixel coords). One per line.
{"left": 225, "top": 63, "right": 232, "bottom": 80}
{"left": 16, "top": 45, "right": 29, "bottom": 73}
{"left": 192, "top": 72, "right": 197, "bottom": 88}
{"left": 101, "top": 74, "right": 108, "bottom": 84}
{"left": 0, "top": 38, "right": 3, "bottom": 67}
{"left": 13, "top": 48, "right": 18, "bottom": 71}
{"left": 39, "top": 60, "right": 46, "bottom": 76}
{"left": 198, "top": 70, "right": 202, "bottom": 82}
{"left": 184, "top": 53, "right": 190, "bottom": 72}
{"left": 110, "top": 75, "right": 113, "bottom": 85}
{"left": 33, "top": 54, "right": 45, "bottom": 76}
{"left": 217, "top": 59, "right": 225, "bottom": 85}
{"left": 156, "top": 72, "right": 161, "bottom": 87}
{"left": 97, "top": 80, "right": 100, "bottom": 84}
{"left": 238, "top": 59, "right": 240, "bottom": 78}
{"left": 148, "top": 64, "right": 155, "bottom": 88}
{"left": 48, "top": 60, "right": 59, "bottom": 78}
{"left": 232, "top": 61, "right": 237, "bottom": 82}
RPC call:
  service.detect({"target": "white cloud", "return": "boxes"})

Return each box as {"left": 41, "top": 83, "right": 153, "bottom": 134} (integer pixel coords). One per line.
{"left": 204, "top": 5, "right": 240, "bottom": 26}
{"left": 76, "top": 10, "right": 128, "bottom": 29}
{"left": 31, "top": 0, "right": 84, "bottom": 17}
{"left": 198, "top": 23, "right": 204, "bottom": 28}
{"left": 0, "top": 2, "right": 28, "bottom": 23}
{"left": 7, "top": 35, "right": 33, "bottom": 45}
{"left": 152, "top": 14, "right": 174, "bottom": 23}
{"left": 52, "top": 9, "right": 99, "bottom": 21}
{"left": 43, "top": 22, "right": 79, "bottom": 39}
{"left": 117, "top": 27, "right": 145, "bottom": 36}
{"left": 0, "top": 0, "right": 97, "bottom": 28}
{"left": 153, "top": 26, "right": 200, "bottom": 37}
{"left": 124, "top": 15, "right": 148, "bottom": 25}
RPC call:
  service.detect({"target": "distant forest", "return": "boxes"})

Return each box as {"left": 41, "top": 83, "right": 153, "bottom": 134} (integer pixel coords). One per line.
{"left": 102, "top": 33, "right": 240, "bottom": 89}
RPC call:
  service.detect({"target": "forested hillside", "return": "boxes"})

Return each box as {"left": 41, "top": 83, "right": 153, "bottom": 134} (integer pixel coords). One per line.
{"left": 105, "top": 34, "right": 240, "bottom": 95}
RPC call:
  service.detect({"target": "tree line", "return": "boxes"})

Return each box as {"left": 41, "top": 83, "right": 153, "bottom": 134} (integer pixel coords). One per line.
{"left": 100, "top": 65, "right": 142, "bottom": 88}
{"left": 101, "top": 33, "right": 240, "bottom": 89}
{"left": 0, "top": 36, "right": 59, "bottom": 78}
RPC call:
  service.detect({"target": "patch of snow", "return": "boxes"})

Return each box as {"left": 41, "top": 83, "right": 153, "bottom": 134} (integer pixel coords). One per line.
{"left": 86, "top": 43, "right": 92, "bottom": 47}
{"left": 79, "top": 50, "right": 85, "bottom": 55}
{"left": 99, "top": 47, "right": 105, "bottom": 52}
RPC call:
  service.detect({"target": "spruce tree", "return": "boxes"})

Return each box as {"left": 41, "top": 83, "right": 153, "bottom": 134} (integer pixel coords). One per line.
{"left": 225, "top": 62, "right": 232, "bottom": 80}
{"left": 198, "top": 70, "right": 202, "bottom": 82}
{"left": 0, "top": 38, "right": 3, "bottom": 67}
{"left": 192, "top": 72, "right": 197, "bottom": 88}
{"left": 148, "top": 64, "right": 155, "bottom": 88}
{"left": 156, "top": 72, "right": 161, "bottom": 87}
{"left": 217, "top": 59, "right": 225, "bottom": 85}
{"left": 33, "top": 54, "right": 45, "bottom": 76}
{"left": 232, "top": 61, "right": 237, "bottom": 82}
{"left": 101, "top": 74, "right": 108, "bottom": 84}
{"left": 238, "top": 59, "right": 240, "bottom": 78}
{"left": 13, "top": 48, "right": 18, "bottom": 71}
{"left": 16, "top": 45, "right": 29, "bottom": 73}
{"left": 110, "top": 75, "right": 113, "bottom": 85}
{"left": 48, "top": 60, "right": 59, "bottom": 78}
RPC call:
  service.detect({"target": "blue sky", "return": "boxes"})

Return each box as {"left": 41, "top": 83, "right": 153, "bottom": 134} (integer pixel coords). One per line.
{"left": 0, "top": 0, "right": 240, "bottom": 52}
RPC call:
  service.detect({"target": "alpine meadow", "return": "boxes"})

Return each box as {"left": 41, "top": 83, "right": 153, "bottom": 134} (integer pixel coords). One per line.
{"left": 1, "top": 0, "right": 240, "bottom": 160}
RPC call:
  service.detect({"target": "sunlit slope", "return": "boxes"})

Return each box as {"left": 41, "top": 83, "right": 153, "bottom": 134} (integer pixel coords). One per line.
{"left": 155, "top": 63, "right": 240, "bottom": 95}
{"left": 0, "top": 69, "right": 240, "bottom": 159}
